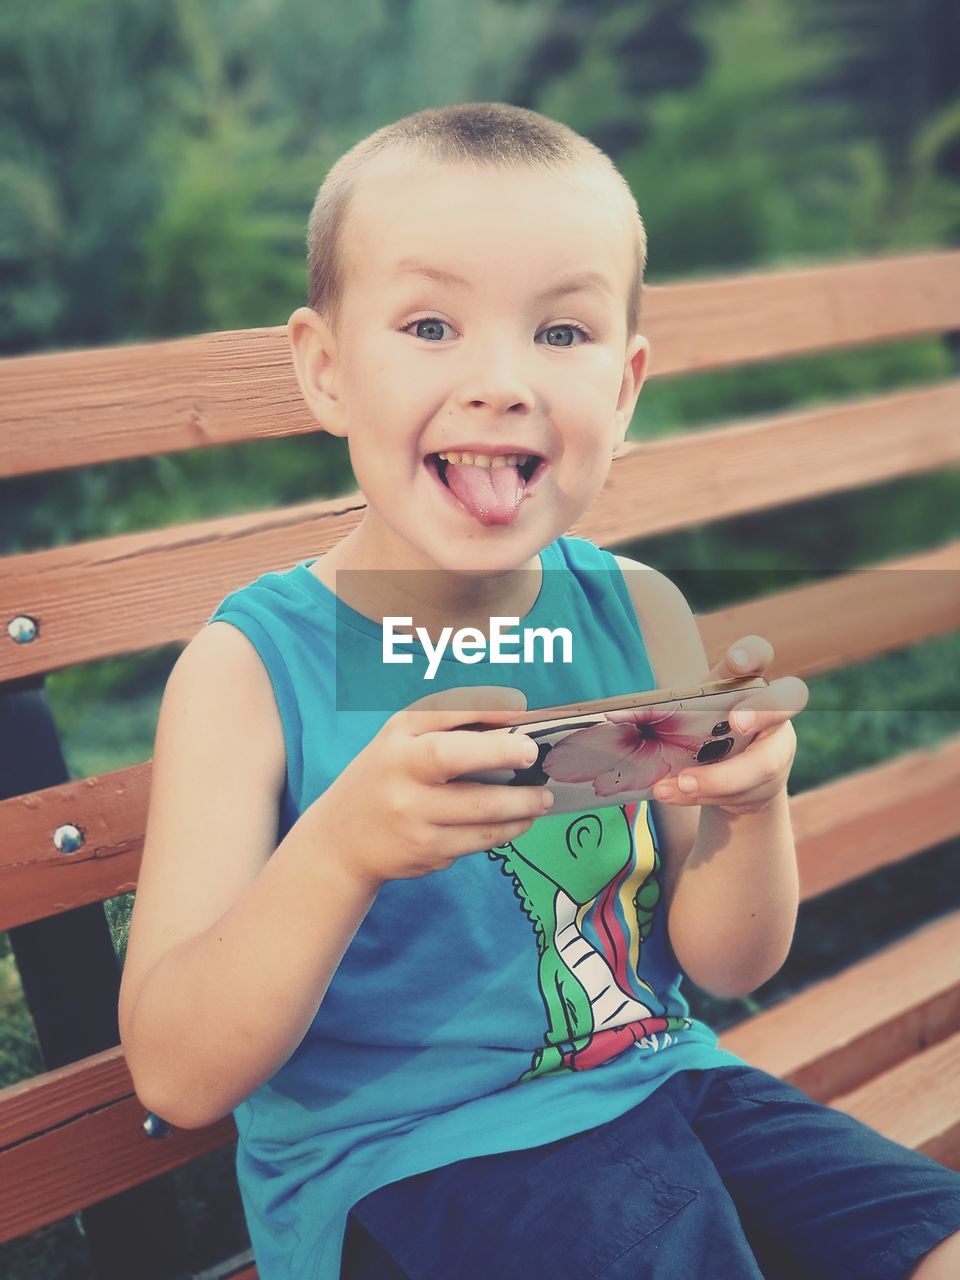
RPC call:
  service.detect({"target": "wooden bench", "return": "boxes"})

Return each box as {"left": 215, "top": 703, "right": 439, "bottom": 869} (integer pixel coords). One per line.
{"left": 2, "top": 249, "right": 958, "bottom": 1279}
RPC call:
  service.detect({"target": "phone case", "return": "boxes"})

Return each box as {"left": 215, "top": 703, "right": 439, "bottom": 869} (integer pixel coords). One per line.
{"left": 454, "top": 676, "right": 767, "bottom": 815}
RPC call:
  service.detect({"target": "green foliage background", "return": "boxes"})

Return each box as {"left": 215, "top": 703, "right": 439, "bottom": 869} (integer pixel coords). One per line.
{"left": 1, "top": 0, "right": 958, "bottom": 1273}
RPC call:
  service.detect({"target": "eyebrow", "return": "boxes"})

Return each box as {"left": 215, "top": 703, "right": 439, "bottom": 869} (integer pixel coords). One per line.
{"left": 391, "top": 259, "right": 615, "bottom": 301}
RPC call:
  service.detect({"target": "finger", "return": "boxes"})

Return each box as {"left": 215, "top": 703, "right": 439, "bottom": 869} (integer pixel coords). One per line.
{"left": 435, "top": 780, "right": 555, "bottom": 827}
{"left": 667, "top": 721, "right": 795, "bottom": 799}
{"left": 411, "top": 725, "right": 541, "bottom": 784}
{"left": 430, "top": 812, "right": 545, "bottom": 860}
{"left": 400, "top": 685, "right": 527, "bottom": 735}
{"left": 729, "top": 677, "right": 809, "bottom": 733}
{"left": 708, "top": 635, "right": 775, "bottom": 682}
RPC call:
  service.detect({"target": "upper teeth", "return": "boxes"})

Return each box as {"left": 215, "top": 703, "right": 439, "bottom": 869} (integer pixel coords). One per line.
{"left": 437, "top": 451, "right": 531, "bottom": 468}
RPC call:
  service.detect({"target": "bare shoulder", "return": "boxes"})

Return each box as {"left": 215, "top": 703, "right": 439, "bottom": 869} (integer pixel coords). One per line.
{"left": 166, "top": 621, "right": 287, "bottom": 793}
{"left": 612, "top": 554, "right": 710, "bottom": 690}
{"left": 612, "top": 554, "right": 707, "bottom": 895}
{"left": 118, "top": 621, "right": 286, "bottom": 1040}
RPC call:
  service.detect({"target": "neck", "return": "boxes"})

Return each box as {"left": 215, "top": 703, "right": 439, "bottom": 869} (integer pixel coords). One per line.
{"left": 316, "top": 517, "right": 544, "bottom": 640}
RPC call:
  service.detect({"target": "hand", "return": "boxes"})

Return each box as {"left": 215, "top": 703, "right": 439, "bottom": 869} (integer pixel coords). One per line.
{"left": 653, "top": 636, "right": 809, "bottom": 816}
{"left": 317, "top": 686, "right": 554, "bottom": 888}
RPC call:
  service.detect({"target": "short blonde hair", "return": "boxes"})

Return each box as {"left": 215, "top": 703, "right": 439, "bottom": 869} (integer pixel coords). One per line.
{"left": 306, "top": 102, "right": 647, "bottom": 340}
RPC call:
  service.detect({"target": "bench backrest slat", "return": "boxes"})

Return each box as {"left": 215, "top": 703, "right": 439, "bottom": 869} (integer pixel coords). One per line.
{"left": 3, "top": 382, "right": 957, "bottom": 682}
{"left": 721, "top": 910, "right": 960, "bottom": 1098}
{"left": 1, "top": 251, "right": 957, "bottom": 480}
{"left": 0, "top": 1071, "right": 235, "bottom": 1243}
{"left": 2, "top": 725, "right": 957, "bottom": 931}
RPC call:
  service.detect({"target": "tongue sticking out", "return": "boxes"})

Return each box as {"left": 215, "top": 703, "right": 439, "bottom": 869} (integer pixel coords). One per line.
{"left": 442, "top": 461, "right": 529, "bottom": 526}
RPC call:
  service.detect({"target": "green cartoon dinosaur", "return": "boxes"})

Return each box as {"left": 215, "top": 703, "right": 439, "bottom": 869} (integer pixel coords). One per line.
{"left": 487, "top": 802, "right": 691, "bottom": 1084}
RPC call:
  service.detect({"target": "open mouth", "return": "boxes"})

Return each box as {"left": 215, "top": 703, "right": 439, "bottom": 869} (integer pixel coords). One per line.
{"left": 425, "top": 450, "right": 548, "bottom": 526}
{"left": 428, "top": 452, "right": 545, "bottom": 488}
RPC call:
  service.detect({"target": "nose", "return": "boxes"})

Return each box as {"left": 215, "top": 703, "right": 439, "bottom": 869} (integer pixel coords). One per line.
{"left": 456, "top": 339, "right": 536, "bottom": 414}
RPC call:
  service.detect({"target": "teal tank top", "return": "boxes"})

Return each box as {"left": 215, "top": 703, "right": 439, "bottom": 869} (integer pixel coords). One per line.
{"left": 207, "top": 534, "right": 746, "bottom": 1280}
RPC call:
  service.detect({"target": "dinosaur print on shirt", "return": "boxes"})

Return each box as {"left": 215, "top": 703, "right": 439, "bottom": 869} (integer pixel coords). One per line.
{"left": 487, "top": 800, "right": 691, "bottom": 1084}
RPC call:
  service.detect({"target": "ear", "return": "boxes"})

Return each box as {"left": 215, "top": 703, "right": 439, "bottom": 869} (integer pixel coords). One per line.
{"left": 287, "top": 306, "right": 348, "bottom": 438}
{"left": 614, "top": 334, "right": 650, "bottom": 444}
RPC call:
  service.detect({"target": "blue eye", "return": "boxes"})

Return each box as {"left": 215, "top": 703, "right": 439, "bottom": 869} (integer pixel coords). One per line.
{"left": 406, "top": 317, "right": 453, "bottom": 341}
{"left": 540, "top": 323, "right": 589, "bottom": 347}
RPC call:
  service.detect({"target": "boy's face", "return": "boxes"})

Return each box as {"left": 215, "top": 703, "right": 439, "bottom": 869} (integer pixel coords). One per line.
{"left": 292, "top": 152, "right": 648, "bottom": 576}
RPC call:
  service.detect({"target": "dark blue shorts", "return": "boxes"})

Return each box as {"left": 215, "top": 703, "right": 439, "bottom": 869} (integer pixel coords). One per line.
{"left": 342, "top": 1065, "right": 960, "bottom": 1279}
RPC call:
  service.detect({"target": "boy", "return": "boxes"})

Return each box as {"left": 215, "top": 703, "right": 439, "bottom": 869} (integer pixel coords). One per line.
{"left": 118, "top": 103, "right": 960, "bottom": 1279}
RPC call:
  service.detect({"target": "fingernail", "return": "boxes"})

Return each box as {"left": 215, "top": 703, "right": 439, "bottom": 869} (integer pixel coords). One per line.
{"left": 677, "top": 775, "right": 697, "bottom": 794}
{"left": 734, "top": 709, "right": 757, "bottom": 732}
{"left": 541, "top": 789, "right": 555, "bottom": 809}
{"left": 731, "top": 648, "right": 749, "bottom": 669}
{"left": 656, "top": 782, "right": 676, "bottom": 799}
{"left": 522, "top": 739, "right": 539, "bottom": 764}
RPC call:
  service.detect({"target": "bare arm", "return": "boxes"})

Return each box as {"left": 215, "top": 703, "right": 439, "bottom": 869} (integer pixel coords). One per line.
{"left": 120, "top": 624, "right": 549, "bottom": 1129}
{"left": 664, "top": 785, "right": 798, "bottom": 997}
{"left": 119, "top": 624, "right": 380, "bottom": 1129}
{"left": 615, "top": 557, "right": 799, "bottom": 997}
{"left": 123, "top": 802, "right": 381, "bottom": 1129}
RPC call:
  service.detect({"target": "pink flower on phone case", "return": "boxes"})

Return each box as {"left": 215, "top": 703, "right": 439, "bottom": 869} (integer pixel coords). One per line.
{"left": 542, "top": 702, "right": 725, "bottom": 798}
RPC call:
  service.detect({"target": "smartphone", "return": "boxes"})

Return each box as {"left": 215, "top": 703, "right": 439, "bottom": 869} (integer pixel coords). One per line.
{"left": 454, "top": 676, "right": 767, "bottom": 814}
